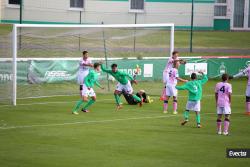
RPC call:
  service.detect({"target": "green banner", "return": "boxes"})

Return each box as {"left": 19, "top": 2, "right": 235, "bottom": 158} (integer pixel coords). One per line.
{"left": 0, "top": 58, "right": 250, "bottom": 84}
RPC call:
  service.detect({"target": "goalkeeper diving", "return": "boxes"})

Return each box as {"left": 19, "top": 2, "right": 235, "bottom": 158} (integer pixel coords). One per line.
{"left": 101, "top": 63, "right": 142, "bottom": 110}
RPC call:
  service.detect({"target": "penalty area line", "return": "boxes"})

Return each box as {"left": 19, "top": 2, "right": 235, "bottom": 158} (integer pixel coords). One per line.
{"left": 0, "top": 115, "right": 176, "bottom": 130}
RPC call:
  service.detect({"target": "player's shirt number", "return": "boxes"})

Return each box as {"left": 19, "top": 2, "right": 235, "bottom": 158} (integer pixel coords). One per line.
{"left": 219, "top": 86, "right": 225, "bottom": 93}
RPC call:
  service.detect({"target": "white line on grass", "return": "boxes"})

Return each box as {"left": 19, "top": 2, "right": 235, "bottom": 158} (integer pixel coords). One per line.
{"left": 0, "top": 110, "right": 244, "bottom": 131}
{"left": 0, "top": 94, "right": 244, "bottom": 108}
{"left": 12, "top": 94, "right": 247, "bottom": 100}
{"left": 0, "top": 98, "right": 117, "bottom": 107}
{"left": 17, "top": 94, "right": 79, "bottom": 99}
{"left": 0, "top": 115, "right": 176, "bottom": 130}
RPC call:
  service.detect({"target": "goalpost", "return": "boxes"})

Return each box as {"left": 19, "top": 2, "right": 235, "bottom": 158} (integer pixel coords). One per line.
{"left": 11, "top": 23, "right": 175, "bottom": 106}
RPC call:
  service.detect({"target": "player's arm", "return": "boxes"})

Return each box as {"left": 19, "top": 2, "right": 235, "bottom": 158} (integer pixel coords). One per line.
{"left": 179, "top": 59, "right": 186, "bottom": 64}
{"left": 228, "top": 85, "right": 232, "bottom": 104}
{"left": 215, "top": 93, "right": 218, "bottom": 107}
{"left": 125, "top": 72, "right": 134, "bottom": 81}
{"left": 173, "top": 59, "right": 186, "bottom": 64}
{"left": 81, "top": 61, "right": 94, "bottom": 67}
{"left": 95, "top": 81, "right": 104, "bottom": 89}
{"left": 81, "top": 63, "right": 93, "bottom": 67}
{"left": 229, "top": 93, "right": 231, "bottom": 104}
{"left": 176, "top": 83, "right": 197, "bottom": 94}
{"left": 176, "top": 83, "right": 188, "bottom": 90}
{"left": 198, "top": 71, "right": 208, "bottom": 85}
{"left": 122, "top": 72, "right": 137, "bottom": 84}
{"left": 176, "top": 77, "right": 188, "bottom": 83}
{"left": 100, "top": 64, "right": 111, "bottom": 74}
{"left": 233, "top": 68, "right": 248, "bottom": 78}
{"left": 215, "top": 84, "right": 218, "bottom": 107}
{"left": 163, "top": 71, "right": 167, "bottom": 84}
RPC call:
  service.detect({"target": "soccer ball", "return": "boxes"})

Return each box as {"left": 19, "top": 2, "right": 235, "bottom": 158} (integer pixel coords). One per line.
{"left": 109, "top": 76, "right": 115, "bottom": 82}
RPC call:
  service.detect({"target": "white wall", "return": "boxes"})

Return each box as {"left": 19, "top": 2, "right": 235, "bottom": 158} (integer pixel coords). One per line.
{"left": 0, "top": 0, "right": 2, "bottom": 22}
{"left": 1, "top": 0, "right": 214, "bottom": 27}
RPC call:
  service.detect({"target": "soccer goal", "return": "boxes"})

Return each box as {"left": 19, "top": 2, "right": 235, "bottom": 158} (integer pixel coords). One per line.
{"left": 9, "top": 23, "right": 174, "bottom": 105}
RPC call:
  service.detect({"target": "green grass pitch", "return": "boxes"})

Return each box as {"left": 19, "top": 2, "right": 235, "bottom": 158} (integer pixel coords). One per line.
{"left": 0, "top": 79, "right": 250, "bottom": 167}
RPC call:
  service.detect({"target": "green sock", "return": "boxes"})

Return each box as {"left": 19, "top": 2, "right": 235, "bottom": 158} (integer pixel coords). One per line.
{"left": 184, "top": 110, "right": 189, "bottom": 121}
{"left": 114, "top": 94, "right": 121, "bottom": 105}
{"left": 132, "top": 94, "right": 141, "bottom": 102}
{"left": 196, "top": 113, "right": 201, "bottom": 124}
{"left": 83, "top": 99, "right": 95, "bottom": 110}
{"left": 72, "top": 99, "right": 83, "bottom": 112}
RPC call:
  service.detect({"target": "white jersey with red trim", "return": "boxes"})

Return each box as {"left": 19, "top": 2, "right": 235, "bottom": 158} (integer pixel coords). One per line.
{"left": 79, "top": 58, "right": 92, "bottom": 73}
{"left": 165, "top": 68, "right": 179, "bottom": 86}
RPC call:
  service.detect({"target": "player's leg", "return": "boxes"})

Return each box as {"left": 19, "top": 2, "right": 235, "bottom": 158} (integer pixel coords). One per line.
{"left": 114, "top": 91, "right": 122, "bottom": 105}
{"left": 172, "top": 86, "right": 178, "bottom": 114}
{"left": 216, "top": 112, "right": 223, "bottom": 135}
{"left": 82, "top": 96, "right": 96, "bottom": 113}
{"left": 72, "top": 84, "right": 89, "bottom": 114}
{"left": 114, "top": 90, "right": 123, "bottom": 110}
{"left": 163, "top": 85, "right": 171, "bottom": 113}
{"left": 160, "top": 86, "right": 166, "bottom": 101}
{"left": 125, "top": 82, "right": 142, "bottom": 106}
{"left": 114, "top": 83, "right": 123, "bottom": 108}
{"left": 82, "top": 88, "right": 96, "bottom": 112}
{"left": 181, "top": 101, "right": 193, "bottom": 125}
{"left": 79, "top": 85, "right": 83, "bottom": 97}
{"left": 163, "top": 96, "right": 170, "bottom": 113}
{"left": 132, "top": 94, "right": 142, "bottom": 107}
{"left": 72, "top": 96, "right": 88, "bottom": 115}
{"left": 223, "top": 106, "right": 231, "bottom": 135}
{"left": 173, "top": 96, "right": 178, "bottom": 115}
{"left": 77, "top": 71, "right": 88, "bottom": 97}
{"left": 194, "top": 101, "right": 201, "bottom": 128}
{"left": 77, "top": 71, "right": 84, "bottom": 97}
{"left": 223, "top": 115, "right": 230, "bottom": 135}
{"left": 246, "top": 96, "right": 250, "bottom": 115}
{"left": 181, "top": 110, "right": 189, "bottom": 126}
{"left": 195, "top": 111, "right": 201, "bottom": 128}
{"left": 223, "top": 114, "right": 230, "bottom": 135}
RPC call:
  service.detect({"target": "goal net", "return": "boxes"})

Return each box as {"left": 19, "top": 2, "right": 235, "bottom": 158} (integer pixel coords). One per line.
{"left": 8, "top": 23, "right": 174, "bottom": 105}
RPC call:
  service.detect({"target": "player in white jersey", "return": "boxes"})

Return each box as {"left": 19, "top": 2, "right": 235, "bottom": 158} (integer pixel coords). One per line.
{"left": 163, "top": 61, "right": 187, "bottom": 114}
{"left": 215, "top": 74, "right": 232, "bottom": 135}
{"left": 77, "top": 51, "right": 93, "bottom": 96}
{"left": 161, "top": 51, "right": 186, "bottom": 101}
{"left": 233, "top": 66, "right": 250, "bottom": 115}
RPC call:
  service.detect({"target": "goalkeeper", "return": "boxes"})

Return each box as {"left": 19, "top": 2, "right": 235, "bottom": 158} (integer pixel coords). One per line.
{"left": 123, "top": 90, "right": 153, "bottom": 105}
{"left": 101, "top": 63, "right": 142, "bottom": 110}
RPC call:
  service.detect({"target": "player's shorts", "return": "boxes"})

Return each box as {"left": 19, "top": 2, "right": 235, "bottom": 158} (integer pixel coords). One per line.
{"left": 116, "top": 81, "right": 133, "bottom": 94}
{"left": 165, "top": 85, "right": 177, "bottom": 97}
{"left": 186, "top": 100, "right": 200, "bottom": 112}
{"left": 246, "top": 85, "right": 250, "bottom": 96}
{"left": 77, "top": 70, "right": 89, "bottom": 85}
{"left": 82, "top": 84, "right": 96, "bottom": 97}
{"left": 217, "top": 106, "right": 231, "bottom": 115}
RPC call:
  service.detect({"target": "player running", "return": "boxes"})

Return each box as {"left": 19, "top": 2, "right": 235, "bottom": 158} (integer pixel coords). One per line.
{"left": 101, "top": 63, "right": 142, "bottom": 110}
{"left": 161, "top": 51, "right": 186, "bottom": 100}
{"left": 215, "top": 74, "right": 232, "bottom": 135}
{"left": 176, "top": 71, "right": 208, "bottom": 128}
{"left": 163, "top": 61, "right": 188, "bottom": 114}
{"left": 72, "top": 63, "right": 104, "bottom": 115}
{"left": 233, "top": 66, "right": 250, "bottom": 115}
{"left": 77, "top": 51, "right": 93, "bottom": 97}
